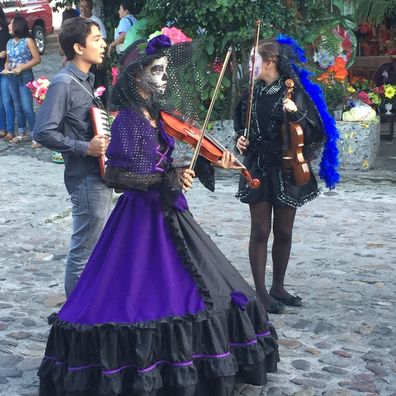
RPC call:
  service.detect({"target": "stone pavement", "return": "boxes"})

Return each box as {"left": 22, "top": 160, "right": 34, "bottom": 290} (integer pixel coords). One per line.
{"left": 0, "top": 49, "right": 395, "bottom": 396}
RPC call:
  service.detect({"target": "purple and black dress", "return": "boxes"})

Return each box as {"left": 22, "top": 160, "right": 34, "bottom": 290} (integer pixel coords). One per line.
{"left": 38, "top": 108, "right": 279, "bottom": 396}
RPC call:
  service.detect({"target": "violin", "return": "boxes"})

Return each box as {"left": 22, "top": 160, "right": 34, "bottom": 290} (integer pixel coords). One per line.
{"left": 160, "top": 110, "right": 260, "bottom": 189}
{"left": 282, "top": 79, "right": 311, "bottom": 186}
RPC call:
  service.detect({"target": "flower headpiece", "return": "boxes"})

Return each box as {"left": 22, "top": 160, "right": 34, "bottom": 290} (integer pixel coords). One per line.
{"left": 120, "top": 27, "right": 192, "bottom": 71}
{"left": 112, "top": 26, "right": 197, "bottom": 115}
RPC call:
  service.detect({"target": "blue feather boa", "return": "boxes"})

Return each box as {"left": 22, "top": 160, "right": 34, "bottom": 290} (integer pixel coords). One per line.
{"left": 276, "top": 34, "right": 340, "bottom": 189}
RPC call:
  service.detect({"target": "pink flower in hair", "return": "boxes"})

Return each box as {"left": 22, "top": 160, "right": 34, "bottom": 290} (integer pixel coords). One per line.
{"left": 161, "top": 27, "right": 192, "bottom": 45}
{"left": 111, "top": 66, "right": 119, "bottom": 86}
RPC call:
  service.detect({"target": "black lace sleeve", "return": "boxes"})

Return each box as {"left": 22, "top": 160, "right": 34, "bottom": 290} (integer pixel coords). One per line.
{"left": 159, "top": 167, "right": 185, "bottom": 208}
{"left": 195, "top": 156, "right": 215, "bottom": 192}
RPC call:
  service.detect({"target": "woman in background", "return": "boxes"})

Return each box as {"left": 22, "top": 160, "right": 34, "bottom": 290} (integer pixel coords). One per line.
{"left": 5, "top": 15, "right": 40, "bottom": 146}
{"left": 0, "top": 6, "right": 13, "bottom": 140}
{"left": 235, "top": 37, "right": 339, "bottom": 314}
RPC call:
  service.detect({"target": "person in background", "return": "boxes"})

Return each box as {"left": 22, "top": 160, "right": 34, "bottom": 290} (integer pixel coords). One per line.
{"left": 80, "top": 0, "right": 106, "bottom": 40}
{"left": 107, "top": 0, "right": 137, "bottom": 57}
{"left": 235, "top": 37, "right": 339, "bottom": 314}
{"left": 62, "top": 0, "right": 79, "bottom": 24}
{"left": 0, "top": 6, "right": 13, "bottom": 141}
{"left": 80, "top": 0, "right": 108, "bottom": 104}
{"left": 5, "top": 15, "right": 40, "bottom": 146}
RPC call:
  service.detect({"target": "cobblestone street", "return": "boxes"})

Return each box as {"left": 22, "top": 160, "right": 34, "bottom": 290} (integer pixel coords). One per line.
{"left": 0, "top": 47, "right": 395, "bottom": 396}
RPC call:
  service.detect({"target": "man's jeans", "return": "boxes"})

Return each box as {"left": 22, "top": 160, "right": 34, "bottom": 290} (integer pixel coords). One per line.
{"left": 65, "top": 175, "right": 113, "bottom": 297}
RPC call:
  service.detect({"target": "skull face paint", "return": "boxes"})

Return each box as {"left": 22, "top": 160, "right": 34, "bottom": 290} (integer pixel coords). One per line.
{"left": 139, "top": 56, "right": 169, "bottom": 95}
{"left": 249, "top": 47, "right": 263, "bottom": 80}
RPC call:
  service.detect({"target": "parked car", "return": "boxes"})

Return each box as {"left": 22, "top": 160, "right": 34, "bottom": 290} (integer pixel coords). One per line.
{"left": 1, "top": 0, "right": 53, "bottom": 54}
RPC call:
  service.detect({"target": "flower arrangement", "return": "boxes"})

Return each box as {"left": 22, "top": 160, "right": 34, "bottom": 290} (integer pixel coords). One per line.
{"left": 347, "top": 77, "right": 396, "bottom": 112}
{"left": 26, "top": 77, "right": 50, "bottom": 105}
{"left": 316, "top": 56, "right": 349, "bottom": 112}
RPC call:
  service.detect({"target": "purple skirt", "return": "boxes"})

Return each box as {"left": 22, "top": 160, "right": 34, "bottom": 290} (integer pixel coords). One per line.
{"left": 59, "top": 191, "right": 205, "bottom": 324}
{"left": 38, "top": 190, "right": 278, "bottom": 396}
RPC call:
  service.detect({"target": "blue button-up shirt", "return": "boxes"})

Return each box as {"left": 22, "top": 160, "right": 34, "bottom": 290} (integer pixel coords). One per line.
{"left": 33, "top": 62, "right": 101, "bottom": 194}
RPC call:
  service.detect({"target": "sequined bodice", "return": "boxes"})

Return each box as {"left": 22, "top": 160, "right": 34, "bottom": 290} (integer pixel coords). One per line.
{"left": 106, "top": 108, "right": 175, "bottom": 174}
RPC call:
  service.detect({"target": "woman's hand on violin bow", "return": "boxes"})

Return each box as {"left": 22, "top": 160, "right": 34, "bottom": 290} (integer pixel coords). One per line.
{"left": 236, "top": 136, "right": 249, "bottom": 155}
{"left": 216, "top": 150, "right": 244, "bottom": 170}
{"left": 283, "top": 98, "right": 298, "bottom": 113}
{"left": 182, "top": 169, "right": 195, "bottom": 192}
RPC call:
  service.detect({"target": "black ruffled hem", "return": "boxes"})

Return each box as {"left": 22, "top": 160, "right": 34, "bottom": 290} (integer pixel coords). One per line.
{"left": 38, "top": 298, "right": 278, "bottom": 395}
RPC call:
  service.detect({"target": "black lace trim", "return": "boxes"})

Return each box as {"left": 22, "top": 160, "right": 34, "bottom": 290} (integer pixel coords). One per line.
{"left": 160, "top": 206, "right": 214, "bottom": 317}
{"left": 104, "top": 166, "right": 163, "bottom": 191}
{"left": 159, "top": 167, "right": 185, "bottom": 208}
{"left": 40, "top": 298, "right": 279, "bottom": 394}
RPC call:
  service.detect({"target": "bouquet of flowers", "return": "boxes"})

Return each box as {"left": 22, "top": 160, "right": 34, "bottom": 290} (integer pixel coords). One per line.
{"left": 347, "top": 78, "right": 396, "bottom": 113}
{"left": 26, "top": 77, "right": 50, "bottom": 105}
{"left": 27, "top": 76, "right": 107, "bottom": 103}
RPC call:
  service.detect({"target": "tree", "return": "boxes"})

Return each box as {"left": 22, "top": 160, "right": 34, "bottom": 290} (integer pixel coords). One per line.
{"left": 355, "top": 0, "right": 396, "bottom": 26}
{"left": 141, "top": 0, "right": 339, "bottom": 119}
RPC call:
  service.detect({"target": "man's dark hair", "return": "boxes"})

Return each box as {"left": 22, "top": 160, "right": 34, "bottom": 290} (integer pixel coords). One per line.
{"left": 12, "top": 15, "right": 30, "bottom": 38}
{"left": 80, "top": 0, "right": 93, "bottom": 9}
{"left": 120, "top": 0, "right": 134, "bottom": 13}
{"left": 59, "top": 17, "right": 99, "bottom": 60}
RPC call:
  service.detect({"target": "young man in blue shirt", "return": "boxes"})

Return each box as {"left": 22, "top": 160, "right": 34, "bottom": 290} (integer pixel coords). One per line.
{"left": 33, "top": 18, "right": 113, "bottom": 297}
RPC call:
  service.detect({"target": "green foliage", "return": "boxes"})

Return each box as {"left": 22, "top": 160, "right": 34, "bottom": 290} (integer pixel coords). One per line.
{"left": 322, "top": 82, "right": 346, "bottom": 112}
{"left": 141, "top": 0, "right": 340, "bottom": 120}
{"left": 355, "top": 0, "right": 396, "bottom": 26}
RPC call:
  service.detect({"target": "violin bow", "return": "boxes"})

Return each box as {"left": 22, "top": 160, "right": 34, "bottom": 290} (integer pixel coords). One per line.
{"left": 243, "top": 19, "right": 261, "bottom": 140}
{"left": 189, "top": 46, "right": 233, "bottom": 171}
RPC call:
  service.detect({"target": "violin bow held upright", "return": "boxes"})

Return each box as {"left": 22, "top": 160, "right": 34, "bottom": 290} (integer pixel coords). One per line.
{"left": 243, "top": 19, "right": 261, "bottom": 141}
{"left": 189, "top": 46, "right": 233, "bottom": 171}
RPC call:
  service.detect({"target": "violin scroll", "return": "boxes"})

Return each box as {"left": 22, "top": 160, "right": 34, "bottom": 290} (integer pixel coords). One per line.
{"left": 241, "top": 169, "right": 260, "bottom": 189}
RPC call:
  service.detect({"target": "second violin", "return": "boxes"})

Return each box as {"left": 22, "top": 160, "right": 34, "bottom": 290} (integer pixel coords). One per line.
{"left": 282, "top": 79, "right": 311, "bottom": 186}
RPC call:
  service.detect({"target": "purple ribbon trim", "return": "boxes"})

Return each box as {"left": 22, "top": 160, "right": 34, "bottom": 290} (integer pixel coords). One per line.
{"left": 257, "top": 330, "right": 271, "bottom": 337}
{"left": 230, "top": 340, "right": 257, "bottom": 347}
{"left": 43, "top": 329, "right": 272, "bottom": 375}
{"left": 155, "top": 145, "right": 170, "bottom": 172}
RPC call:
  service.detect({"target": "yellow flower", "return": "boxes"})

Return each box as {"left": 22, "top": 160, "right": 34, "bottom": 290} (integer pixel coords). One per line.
{"left": 347, "top": 85, "right": 356, "bottom": 93}
{"left": 384, "top": 84, "right": 396, "bottom": 99}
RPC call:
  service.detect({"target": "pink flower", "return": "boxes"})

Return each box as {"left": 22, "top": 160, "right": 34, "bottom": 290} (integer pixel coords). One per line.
{"left": 357, "top": 91, "right": 373, "bottom": 105}
{"left": 111, "top": 66, "right": 119, "bottom": 86}
{"left": 94, "top": 85, "right": 106, "bottom": 97}
{"left": 161, "top": 27, "right": 192, "bottom": 45}
{"left": 26, "top": 81, "right": 35, "bottom": 90}
{"left": 212, "top": 58, "right": 223, "bottom": 74}
{"left": 37, "top": 86, "right": 48, "bottom": 98}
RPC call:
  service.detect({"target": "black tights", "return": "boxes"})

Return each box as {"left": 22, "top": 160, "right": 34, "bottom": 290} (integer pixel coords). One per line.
{"left": 248, "top": 201, "right": 296, "bottom": 309}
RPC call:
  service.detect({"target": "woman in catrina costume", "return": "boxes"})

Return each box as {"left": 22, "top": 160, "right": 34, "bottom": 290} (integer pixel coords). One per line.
{"left": 235, "top": 35, "right": 340, "bottom": 314}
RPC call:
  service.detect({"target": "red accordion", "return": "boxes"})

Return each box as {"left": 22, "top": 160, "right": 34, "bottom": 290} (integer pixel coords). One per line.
{"left": 90, "top": 106, "right": 112, "bottom": 178}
